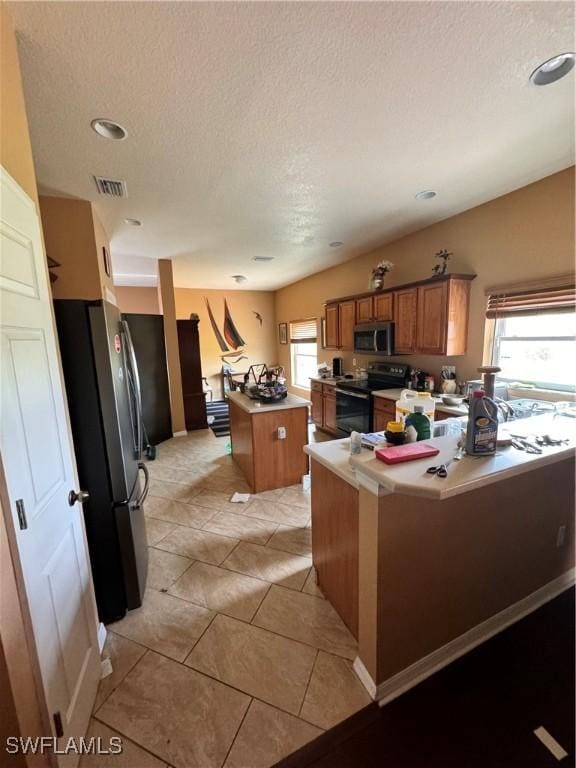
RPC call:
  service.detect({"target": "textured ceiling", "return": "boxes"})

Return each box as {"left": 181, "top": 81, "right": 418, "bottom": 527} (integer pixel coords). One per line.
{"left": 8, "top": 1, "right": 575, "bottom": 290}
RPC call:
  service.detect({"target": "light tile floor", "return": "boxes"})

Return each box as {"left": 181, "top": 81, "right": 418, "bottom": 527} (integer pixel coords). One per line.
{"left": 87, "top": 428, "right": 370, "bottom": 768}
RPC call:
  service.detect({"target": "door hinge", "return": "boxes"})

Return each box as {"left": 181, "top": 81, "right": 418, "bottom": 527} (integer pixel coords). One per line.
{"left": 53, "top": 711, "right": 64, "bottom": 738}
{"left": 15, "top": 499, "right": 27, "bottom": 530}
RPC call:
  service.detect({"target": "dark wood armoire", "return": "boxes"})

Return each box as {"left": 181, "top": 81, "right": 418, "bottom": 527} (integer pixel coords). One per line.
{"left": 177, "top": 318, "right": 208, "bottom": 430}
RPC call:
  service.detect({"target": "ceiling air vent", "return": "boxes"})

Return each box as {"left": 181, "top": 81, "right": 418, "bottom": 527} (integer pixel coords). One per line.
{"left": 93, "top": 176, "right": 128, "bottom": 197}
{"left": 253, "top": 256, "right": 274, "bottom": 262}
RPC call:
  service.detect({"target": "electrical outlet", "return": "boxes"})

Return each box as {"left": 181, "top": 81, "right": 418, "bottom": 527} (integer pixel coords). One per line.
{"left": 277, "top": 426, "right": 287, "bottom": 439}
{"left": 353, "top": 358, "right": 357, "bottom": 367}
{"left": 556, "top": 525, "right": 567, "bottom": 548}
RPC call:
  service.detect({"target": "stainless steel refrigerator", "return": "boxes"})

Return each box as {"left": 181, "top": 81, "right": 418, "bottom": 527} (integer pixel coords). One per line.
{"left": 54, "top": 299, "right": 149, "bottom": 623}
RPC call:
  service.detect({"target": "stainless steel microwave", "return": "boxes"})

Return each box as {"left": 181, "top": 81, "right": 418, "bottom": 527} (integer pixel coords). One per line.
{"left": 353, "top": 322, "right": 395, "bottom": 355}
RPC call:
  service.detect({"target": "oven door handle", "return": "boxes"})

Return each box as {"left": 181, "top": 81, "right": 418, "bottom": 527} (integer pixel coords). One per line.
{"left": 335, "top": 388, "right": 370, "bottom": 400}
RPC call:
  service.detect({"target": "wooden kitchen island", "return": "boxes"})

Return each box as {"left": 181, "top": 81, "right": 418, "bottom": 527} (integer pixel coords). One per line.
{"left": 305, "top": 416, "right": 575, "bottom": 703}
{"left": 228, "top": 391, "right": 310, "bottom": 492}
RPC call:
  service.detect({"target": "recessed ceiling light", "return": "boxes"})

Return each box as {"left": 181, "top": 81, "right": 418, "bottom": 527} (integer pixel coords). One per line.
{"left": 253, "top": 256, "right": 274, "bottom": 262}
{"left": 123, "top": 218, "right": 142, "bottom": 227}
{"left": 415, "top": 190, "right": 437, "bottom": 200}
{"left": 530, "top": 53, "right": 575, "bottom": 86}
{"left": 231, "top": 275, "right": 247, "bottom": 284}
{"left": 91, "top": 118, "right": 128, "bottom": 141}
{"left": 329, "top": 241, "right": 344, "bottom": 248}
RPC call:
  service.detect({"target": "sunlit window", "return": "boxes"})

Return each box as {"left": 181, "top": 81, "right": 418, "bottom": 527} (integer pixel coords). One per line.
{"left": 289, "top": 320, "right": 318, "bottom": 388}
{"left": 492, "top": 312, "right": 576, "bottom": 390}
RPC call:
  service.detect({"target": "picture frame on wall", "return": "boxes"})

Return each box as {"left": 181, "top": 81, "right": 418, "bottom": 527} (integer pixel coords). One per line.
{"left": 278, "top": 322, "right": 288, "bottom": 345}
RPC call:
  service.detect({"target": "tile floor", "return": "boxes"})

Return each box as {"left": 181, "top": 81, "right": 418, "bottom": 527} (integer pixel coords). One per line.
{"left": 86, "top": 427, "right": 370, "bottom": 768}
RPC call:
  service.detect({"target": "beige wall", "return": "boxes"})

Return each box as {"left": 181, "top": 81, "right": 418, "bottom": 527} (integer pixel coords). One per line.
{"left": 115, "top": 286, "right": 160, "bottom": 315}
{"left": 0, "top": 7, "right": 52, "bottom": 763}
{"left": 174, "top": 288, "right": 277, "bottom": 399}
{"left": 39, "top": 195, "right": 116, "bottom": 303}
{"left": 275, "top": 168, "right": 575, "bottom": 392}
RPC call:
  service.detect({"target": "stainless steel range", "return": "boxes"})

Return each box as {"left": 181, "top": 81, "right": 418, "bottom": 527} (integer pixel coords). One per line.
{"left": 335, "top": 362, "right": 411, "bottom": 436}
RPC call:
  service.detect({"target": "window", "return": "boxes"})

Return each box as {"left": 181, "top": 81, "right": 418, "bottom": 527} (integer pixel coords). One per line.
{"left": 486, "top": 278, "right": 576, "bottom": 391}
{"left": 492, "top": 313, "right": 576, "bottom": 390}
{"left": 290, "top": 319, "right": 318, "bottom": 389}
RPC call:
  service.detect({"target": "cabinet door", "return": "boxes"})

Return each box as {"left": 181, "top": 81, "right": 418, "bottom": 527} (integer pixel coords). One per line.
{"left": 339, "top": 300, "right": 356, "bottom": 350}
{"left": 416, "top": 281, "right": 448, "bottom": 354}
{"left": 355, "top": 296, "right": 373, "bottom": 324}
{"left": 373, "top": 398, "right": 396, "bottom": 430}
{"left": 374, "top": 293, "right": 393, "bottom": 321}
{"left": 393, "top": 288, "right": 418, "bottom": 354}
{"left": 325, "top": 304, "right": 340, "bottom": 348}
{"left": 323, "top": 390, "right": 337, "bottom": 433}
{"left": 311, "top": 387, "right": 323, "bottom": 426}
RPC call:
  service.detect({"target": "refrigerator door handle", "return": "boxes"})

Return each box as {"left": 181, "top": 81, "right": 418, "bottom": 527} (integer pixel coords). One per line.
{"left": 135, "top": 462, "right": 150, "bottom": 508}
{"left": 121, "top": 320, "right": 143, "bottom": 459}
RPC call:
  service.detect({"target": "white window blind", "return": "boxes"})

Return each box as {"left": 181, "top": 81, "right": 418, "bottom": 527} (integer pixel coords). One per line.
{"left": 290, "top": 319, "right": 317, "bottom": 343}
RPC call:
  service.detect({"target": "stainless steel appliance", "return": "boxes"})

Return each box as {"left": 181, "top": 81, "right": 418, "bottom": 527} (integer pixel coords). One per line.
{"left": 335, "top": 361, "right": 411, "bottom": 435}
{"left": 353, "top": 322, "right": 395, "bottom": 355}
{"left": 332, "top": 357, "right": 344, "bottom": 377}
{"left": 54, "top": 299, "right": 149, "bottom": 623}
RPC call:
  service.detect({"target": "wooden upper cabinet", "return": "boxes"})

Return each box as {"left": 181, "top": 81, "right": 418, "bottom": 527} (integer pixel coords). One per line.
{"left": 416, "top": 281, "right": 448, "bottom": 355}
{"left": 374, "top": 293, "right": 394, "bottom": 321}
{"left": 339, "top": 300, "right": 356, "bottom": 350}
{"left": 324, "top": 304, "right": 340, "bottom": 348}
{"left": 324, "top": 274, "right": 474, "bottom": 356}
{"left": 416, "top": 277, "right": 471, "bottom": 355}
{"left": 393, "top": 288, "right": 418, "bottom": 354}
{"left": 355, "top": 296, "right": 373, "bottom": 324}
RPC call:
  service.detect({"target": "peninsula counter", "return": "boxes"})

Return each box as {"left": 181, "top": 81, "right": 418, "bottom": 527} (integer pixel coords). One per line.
{"left": 304, "top": 414, "right": 575, "bottom": 702}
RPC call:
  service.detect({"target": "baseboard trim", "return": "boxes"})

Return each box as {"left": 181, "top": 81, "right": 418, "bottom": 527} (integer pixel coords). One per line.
{"left": 353, "top": 569, "right": 575, "bottom": 706}
{"left": 353, "top": 656, "right": 377, "bottom": 699}
{"left": 172, "top": 430, "right": 187, "bottom": 438}
{"left": 97, "top": 622, "right": 107, "bottom": 654}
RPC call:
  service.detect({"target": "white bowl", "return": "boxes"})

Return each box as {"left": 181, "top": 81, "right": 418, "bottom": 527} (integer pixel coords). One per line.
{"left": 441, "top": 395, "right": 465, "bottom": 406}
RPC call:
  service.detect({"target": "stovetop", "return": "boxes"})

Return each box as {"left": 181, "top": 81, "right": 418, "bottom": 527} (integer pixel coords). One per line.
{"left": 336, "top": 362, "right": 411, "bottom": 395}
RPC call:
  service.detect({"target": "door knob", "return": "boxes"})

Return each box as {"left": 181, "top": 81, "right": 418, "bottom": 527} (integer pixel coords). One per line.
{"left": 68, "top": 489, "right": 90, "bottom": 506}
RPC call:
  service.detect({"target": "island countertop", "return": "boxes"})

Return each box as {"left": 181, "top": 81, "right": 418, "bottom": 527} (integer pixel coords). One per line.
{"left": 227, "top": 390, "right": 311, "bottom": 415}
{"left": 305, "top": 414, "right": 575, "bottom": 500}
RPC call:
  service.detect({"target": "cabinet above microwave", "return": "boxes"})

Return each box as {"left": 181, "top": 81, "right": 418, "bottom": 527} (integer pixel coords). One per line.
{"left": 323, "top": 273, "right": 475, "bottom": 355}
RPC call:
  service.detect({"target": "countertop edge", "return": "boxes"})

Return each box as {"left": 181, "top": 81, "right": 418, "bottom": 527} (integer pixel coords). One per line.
{"left": 304, "top": 444, "right": 360, "bottom": 488}
{"left": 228, "top": 391, "right": 311, "bottom": 414}
{"left": 351, "top": 444, "right": 575, "bottom": 500}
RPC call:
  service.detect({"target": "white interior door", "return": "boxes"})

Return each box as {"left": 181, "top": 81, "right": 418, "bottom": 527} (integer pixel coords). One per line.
{"left": 0, "top": 167, "right": 100, "bottom": 765}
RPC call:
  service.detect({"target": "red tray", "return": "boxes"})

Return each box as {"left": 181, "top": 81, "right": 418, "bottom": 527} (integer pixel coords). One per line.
{"left": 375, "top": 443, "right": 440, "bottom": 465}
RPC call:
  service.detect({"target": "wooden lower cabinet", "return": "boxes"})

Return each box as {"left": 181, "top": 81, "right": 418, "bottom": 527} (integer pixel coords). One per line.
{"left": 323, "top": 389, "right": 337, "bottom": 432}
{"left": 229, "top": 400, "right": 309, "bottom": 492}
{"left": 373, "top": 397, "right": 396, "bottom": 431}
{"left": 311, "top": 382, "right": 339, "bottom": 434}
{"left": 311, "top": 460, "right": 359, "bottom": 637}
{"left": 311, "top": 382, "right": 323, "bottom": 425}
